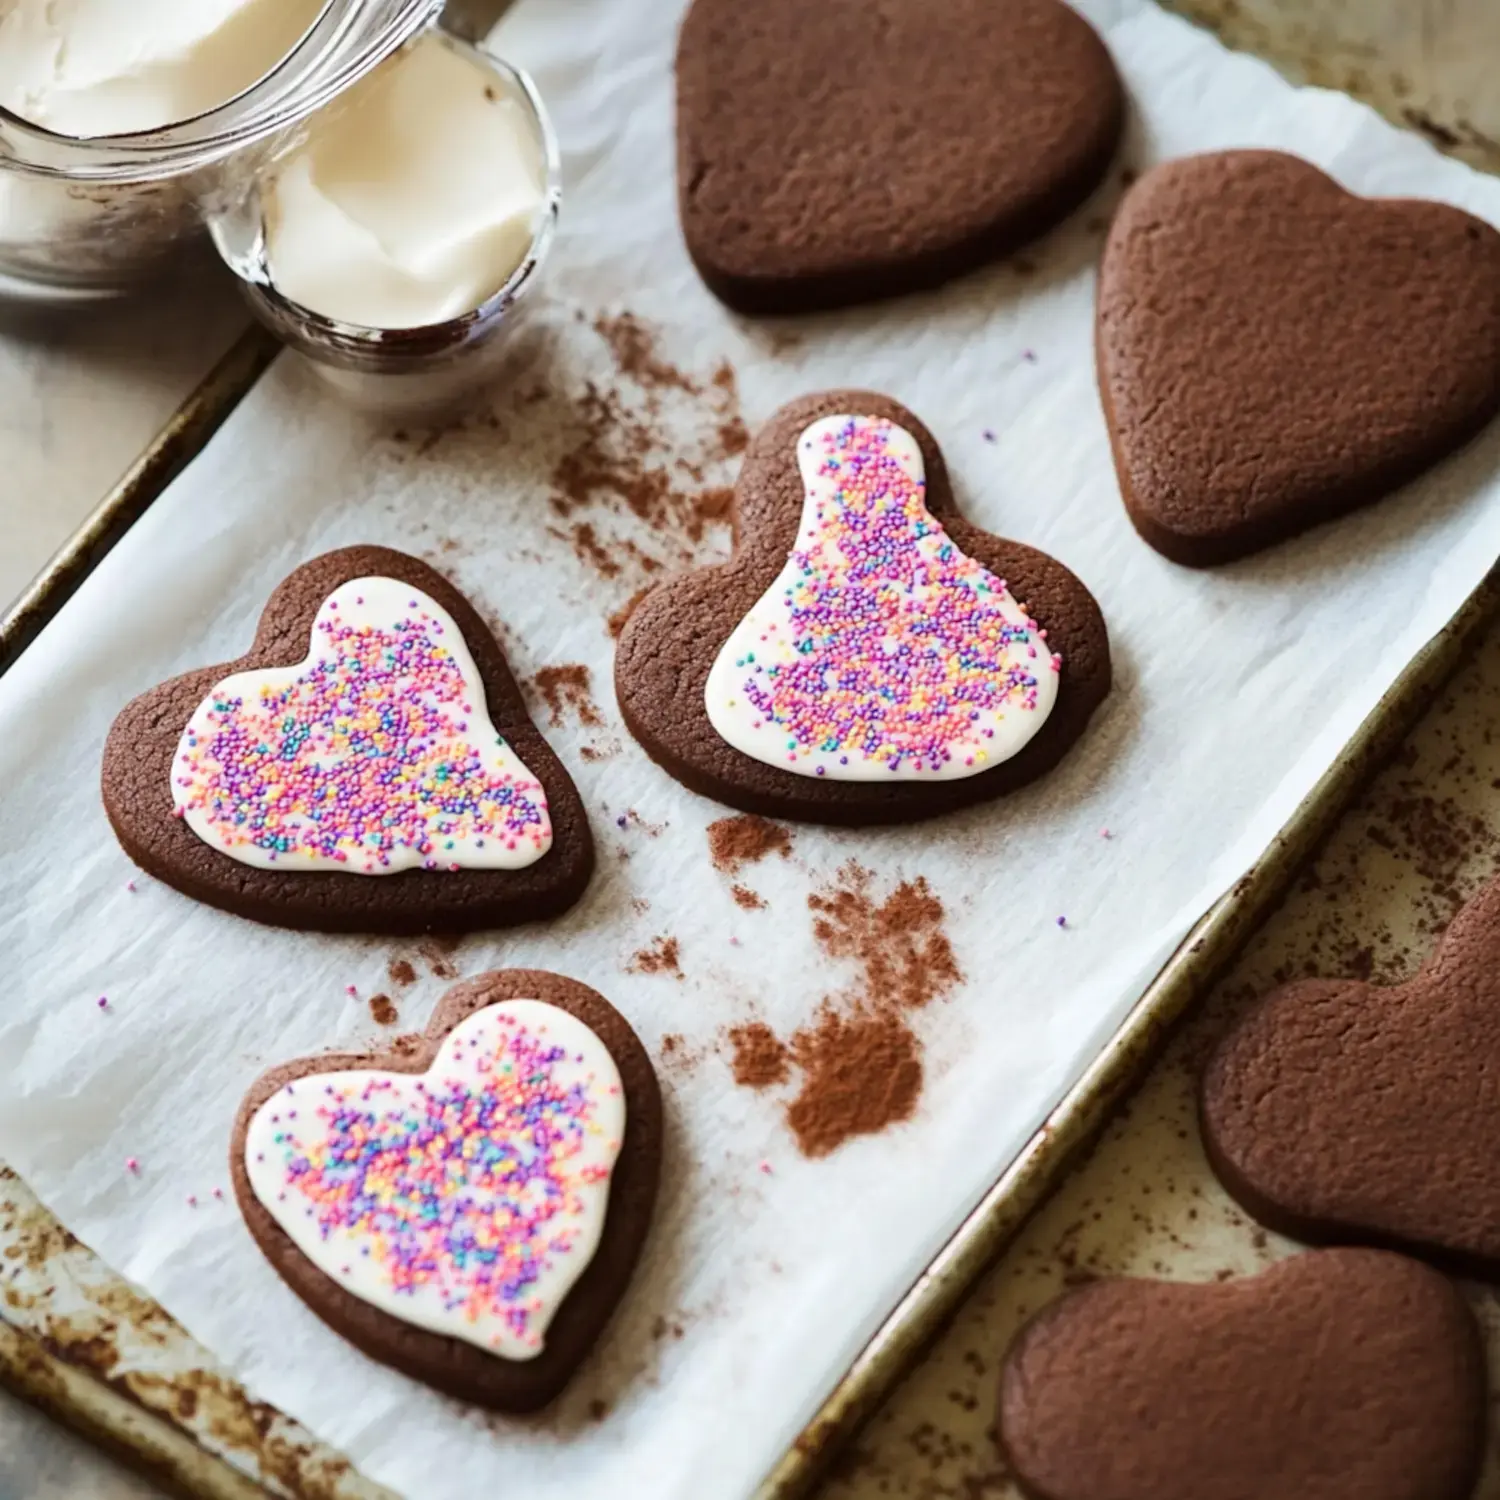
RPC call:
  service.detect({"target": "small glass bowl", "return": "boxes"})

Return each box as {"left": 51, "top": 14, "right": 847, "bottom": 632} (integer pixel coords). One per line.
{"left": 0, "top": 0, "right": 445, "bottom": 300}
{"left": 207, "top": 37, "right": 562, "bottom": 417}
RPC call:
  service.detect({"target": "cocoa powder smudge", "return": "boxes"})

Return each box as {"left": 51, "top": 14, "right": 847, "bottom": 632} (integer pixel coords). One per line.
{"left": 787, "top": 1009, "right": 923, "bottom": 1159}
{"left": 369, "top": 994, "right": 398, "bottom": 1026}
{"left": 729, "top": 861, "right": 961, "bottom": 1158}
{"left": 630, "top": 936, "right": 682, "bottom": 978}
{"left": 532, "top": 664, "right": 603, "bottom": 728}
{"left": 729, "top": 1023, "right": 790, "bottom": 1089}
{"left": 387, "top": 958, "right": 417, "bottom": 988}
{"left": 547, "top": 314, "right": 745, "bottom": 590}
{"left": 808, "top": 863, "right": 960, "bottom": 1013}
{"left": 707, "top": 814, "right": 793, "bottom": 874}
{"left": 731, "top": 884, "right": 765, "bottom": 910}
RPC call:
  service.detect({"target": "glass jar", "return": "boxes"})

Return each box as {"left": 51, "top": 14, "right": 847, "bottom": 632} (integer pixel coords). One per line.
{"left": 0, "top": 0, "right": 445, "bottom": 301}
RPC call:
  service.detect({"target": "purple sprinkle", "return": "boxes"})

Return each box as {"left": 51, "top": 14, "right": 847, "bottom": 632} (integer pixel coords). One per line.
{"left": 616, "top": 815, "right": 628, "bottom": 829}
{"left": 96, "top": 995, "right": 108, "bottom": 1010}
{"left": 1056, "top": 916, "right": 1067, "bottom": 929}
{"left": 982, "top": 429, "right": 997, "bottom": 443}
{"left": 1023, "top": 349, "right": 1037, "bottom": 364}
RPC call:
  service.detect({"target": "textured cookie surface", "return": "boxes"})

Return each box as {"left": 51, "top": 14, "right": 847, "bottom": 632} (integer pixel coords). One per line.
{"left": 1097, "top": 150, "right": 1500, "bottom": 564}
{"left": 102, "top": 546, "right": 593, "bottom": 933}
{"left": 676, "top": 0, "right": 1122, "bottom": 314}
{"left": 1201, "top": 873, "right": 1500, "bottom": 1274}
{"left": 999, "top": 1250, "right": 1485, "bottom": 1500}
{"left": 614, "top": 391, "right": 1111, "bottom": 825}
{"left": 231, "top": 970, "right": 661, "bottom": 1412}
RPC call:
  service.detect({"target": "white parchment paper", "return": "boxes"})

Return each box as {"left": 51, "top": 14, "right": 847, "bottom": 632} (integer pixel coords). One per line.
{"left": 4, "top": 3, "right": 1500, "bottom": 1496}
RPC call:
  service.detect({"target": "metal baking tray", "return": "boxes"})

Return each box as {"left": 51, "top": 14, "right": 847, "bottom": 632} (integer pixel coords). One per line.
{"left": 3, "top": 5, "right": 1499, "bottom": 1494}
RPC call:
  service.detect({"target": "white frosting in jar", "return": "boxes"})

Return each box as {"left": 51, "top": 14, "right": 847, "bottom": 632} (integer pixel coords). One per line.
{"left": 263, "top": 34, "right": 547, "bottom": 330}
{"left": 0, "top": 0, "right": 326, "bottom": 137}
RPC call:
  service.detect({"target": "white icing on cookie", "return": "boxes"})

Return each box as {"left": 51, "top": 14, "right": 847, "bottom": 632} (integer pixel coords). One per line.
{"left": 172, "top": 577, "right": 551, "bottom": 872}
{"left": 244, "top": 999, "right": 625, "bottom": 1361}
{"left": 704, "top": 415, "right": 1060, "bottom": 781}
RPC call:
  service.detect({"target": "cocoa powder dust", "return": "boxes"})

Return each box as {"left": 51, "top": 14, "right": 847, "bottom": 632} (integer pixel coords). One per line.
{"left": 707, "top": 814, "right": 793, "bottom": 874}
{"left": 532, "top": 664, "right": 603, "bottom": 728}
{"left": 549, "top": 313, "right": 746, "bottom": 595}
{"left": 630, "top": 936, "right": 683, "bottom": 979}
{"left": 730, "top": 862, "right": 961, "bottom": 1158}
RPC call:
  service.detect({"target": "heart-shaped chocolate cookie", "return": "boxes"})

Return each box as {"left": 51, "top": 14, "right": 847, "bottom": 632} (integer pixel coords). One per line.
{"left": 1201, "top": 874, "right": 1500, "bottom": 1274}
{"left": 103, "top": 546, "right": 593, "bottom": 933}
{"left": 614, "top": 391, "right": 1111, "bottom": 824}
{"left": 1097, "top": 150, "right": 1500, "bottom": 565}
{"left": 676, "top": 0, "right": 1123, "bottom": 314}
{"left": 998, "top": 1250, "right": 1485, "bottom": 1500}
{"left": 232, "top": 970, "right": 662, "bottom": 1411}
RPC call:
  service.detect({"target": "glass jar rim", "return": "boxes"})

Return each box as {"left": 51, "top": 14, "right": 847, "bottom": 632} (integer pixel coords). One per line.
{"left": 0, "top": 0, "right": 444, "bottom": 183}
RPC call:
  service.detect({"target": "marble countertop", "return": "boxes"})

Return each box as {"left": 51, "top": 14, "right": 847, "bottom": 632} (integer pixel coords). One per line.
{"left": 1, "top": 0, "right": 1497, "bottom": 1495}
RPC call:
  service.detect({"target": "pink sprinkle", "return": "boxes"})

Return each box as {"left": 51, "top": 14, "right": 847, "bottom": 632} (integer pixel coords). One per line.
{"left": 345, "top": 984, "right": 358, "bottom": 997}
{"left": 125, "top": 1157, "right": 139, "bottom": 1174}
{"left": 187, "top": 1195, "right": 197, "bottom": 1208}
{"left": 126, "top": 880, "right": 136, "bottom": 893}
{"left": 759, "top": 1160, "right": 773, "bottom": 1176}
{"left": 1099, "top": 827, "right": 1112, "bottom": 839}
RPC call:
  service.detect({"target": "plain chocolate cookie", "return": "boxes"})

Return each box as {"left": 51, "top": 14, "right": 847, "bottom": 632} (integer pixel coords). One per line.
{"left": 998, "top": 1250, "right": 1486, "bottom": 1500}
{"left": 102, "top": 546, "right": 593, "bottom": 934}
{"left": 231, "top": 970, "right": 662, "bottom": 1412}
{"left": 676, "top": 0, "right": 1123, "bottom": 314}
{"left": 1097, "top": 150, "right": 1500, "bottom": 565}
{"left": 614, "top": 391, "right": 1111, "bottom": 825}
{"left": 1200, "top": 873, "right": 1500, "bottom": 1277}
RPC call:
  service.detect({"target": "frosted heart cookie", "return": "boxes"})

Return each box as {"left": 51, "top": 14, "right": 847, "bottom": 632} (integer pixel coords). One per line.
{"left": 1201, "top": 874, "right": 1500, "bottom": 1277}
{"left": 676, "top": 0, "right": 1123, "bottom": 314}
{"left": 998, "top": 1250, "right": 1486, "bottom": 1500}
{"left": 1098, "top": 150, "right": 1500, "bottom": 565}
{"left": 102, "top": 547, "right": 593, "bottom": 933}
{"left": 231, "top": 970, "right": 661, "bottom": 1411}
{"left": 615, "top": 391, "right": 1110, "bottom": 824}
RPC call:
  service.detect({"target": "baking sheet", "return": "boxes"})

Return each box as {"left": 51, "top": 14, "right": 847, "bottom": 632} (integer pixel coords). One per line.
{"left": 4, "top": 2, "right": 1500, "bottom": 1497}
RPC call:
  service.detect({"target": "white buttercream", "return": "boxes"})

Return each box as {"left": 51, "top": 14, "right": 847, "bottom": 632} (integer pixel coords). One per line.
{"left": 0, "top": 0, "right": 325, "bottom": 137}
{"left": 264, "top": 35, "right": 546, "bottom": 329}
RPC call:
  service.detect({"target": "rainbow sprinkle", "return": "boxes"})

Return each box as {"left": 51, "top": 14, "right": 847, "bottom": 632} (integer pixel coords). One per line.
{"left": 729, "top": 416, "right": 1058, "bottom": 774}
{"left": 173, "top": 585, "right": 549, "bottom": 872}
{"left": 257, "top": 1010, "right": 620, "bottom": 1349}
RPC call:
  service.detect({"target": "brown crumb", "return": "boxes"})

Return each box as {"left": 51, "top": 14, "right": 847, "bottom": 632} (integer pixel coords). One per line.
{"left": 586, "top": 1398, "right": 609, "bottom": 1422}
{"left": 368, "top": 994, "right": 398, "bottom": 1026}
{"left": 707, "top": 814, "right": 793, "bottom": 874}
{"left": 731, "top": 884, "right": 765, "bottom": 910}
{"left": 387, "top": 958, "right": 417, "bottom": 988}
{"left": 418, "top": 940, "right": 459, "bottom": 980}
{"left": 728, "top": 1023, "right": 790, "bottom": 1089}
{"left": 630, "top": 936, "right": 682, "bottom": 978}
{"left": 532, "top": 664, "right": 603, "bottom": 728}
